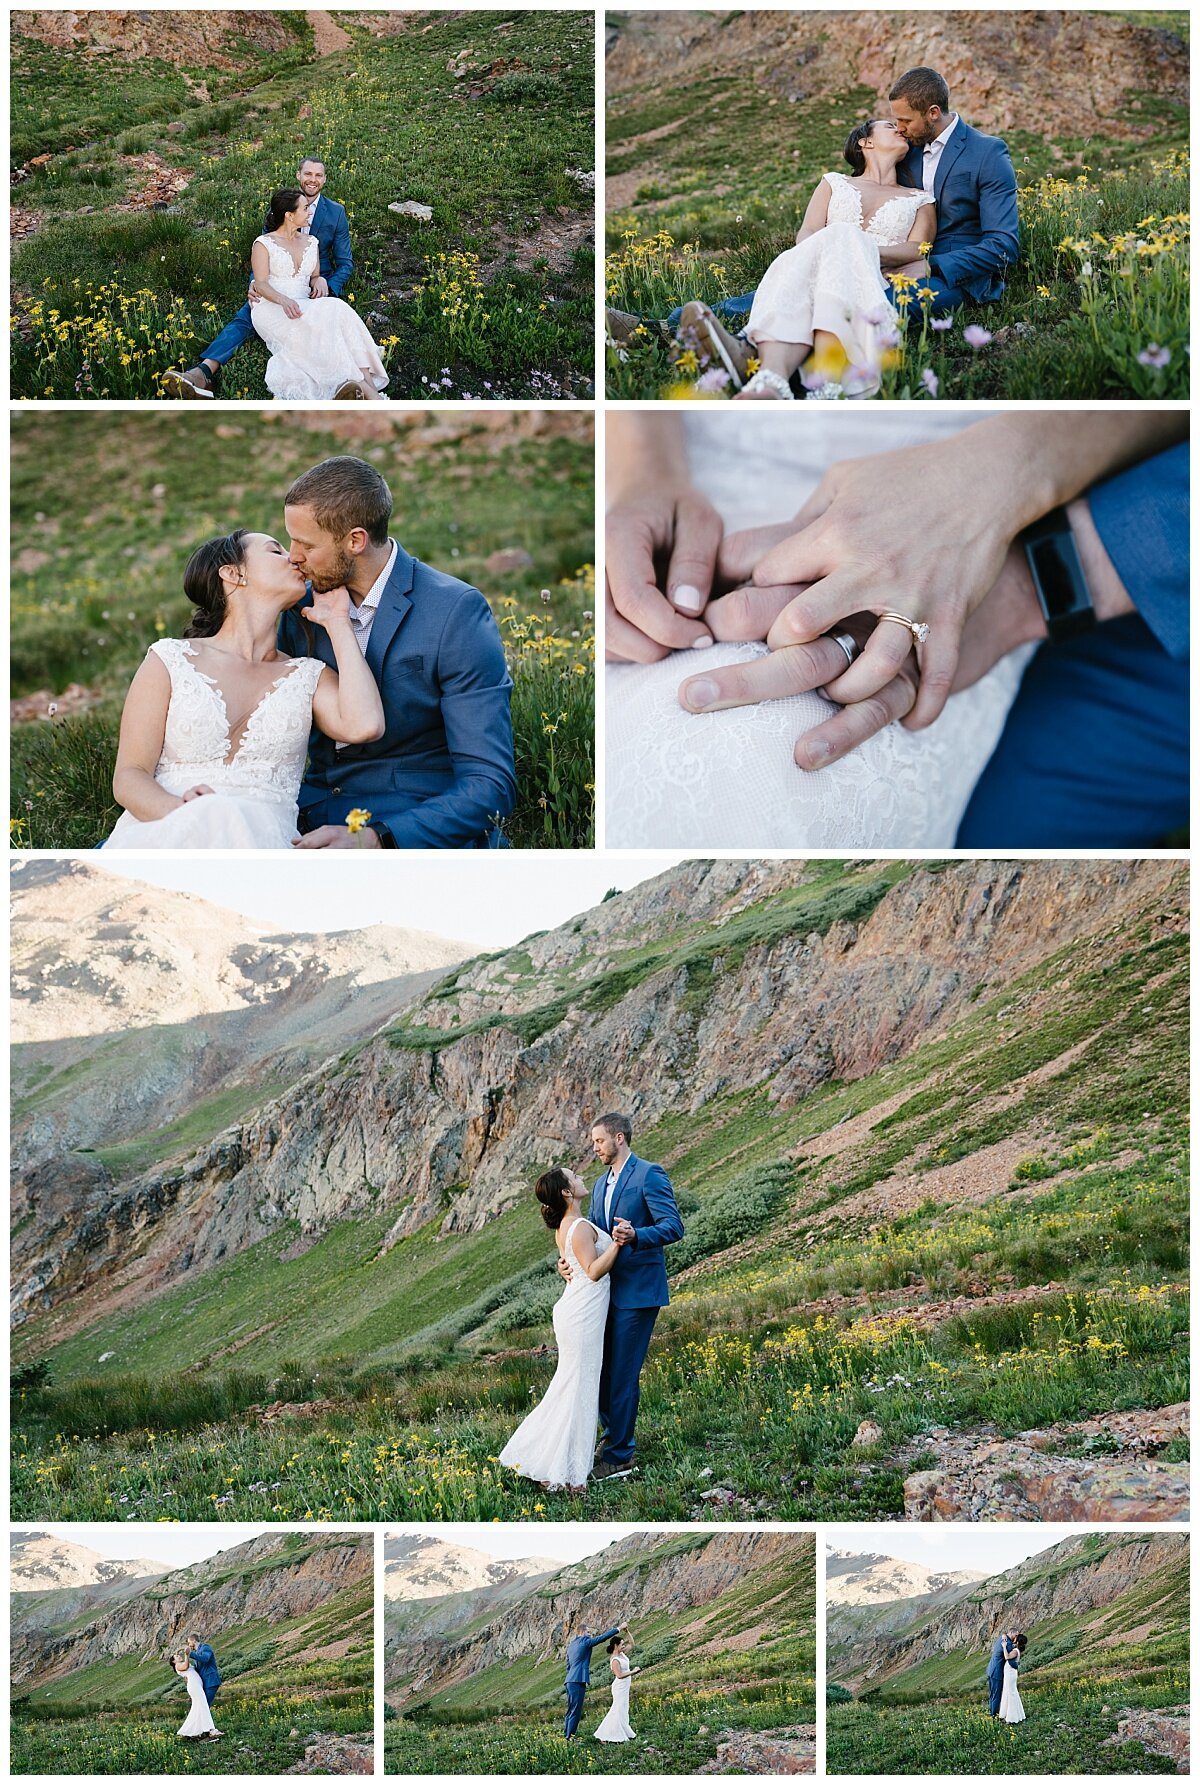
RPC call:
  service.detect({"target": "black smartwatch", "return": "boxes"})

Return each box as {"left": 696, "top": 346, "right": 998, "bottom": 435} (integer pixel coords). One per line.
{"left": 367, "top": 820, "right": 397, "bottom": 849}
{"left": 1020, "top": 505, "right": 1097, "bottom": 643}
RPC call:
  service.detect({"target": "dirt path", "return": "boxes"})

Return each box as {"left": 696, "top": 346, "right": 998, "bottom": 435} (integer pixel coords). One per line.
{"left": 308, "top": 10, "right": 354, "bottom": 56}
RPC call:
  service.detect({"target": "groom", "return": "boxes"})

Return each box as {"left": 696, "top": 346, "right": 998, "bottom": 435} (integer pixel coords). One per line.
{"left": 187, "top": 1633, "right": 221, "bottom": 1716}
{"left": 563, "top": 1617, "right": 627, "bottom": 1739}
{"left": 889, "top": 67, "right": 1019, "bottom": 316}
{"left": 987, "top": 1628, "right": 1021, "bottom": 1716}
{"left": 574, "top": 1113, "right": 684, "bottom": 1481}
{"left": 163, "top": 155, "right": 355, "bottom": 398}
{"left": 278, "top": 455, "right": 516, "bottom": 848}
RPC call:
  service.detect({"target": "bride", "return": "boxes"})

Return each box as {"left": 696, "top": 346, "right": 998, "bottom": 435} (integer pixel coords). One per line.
{"left": 687, "top": 119, "right": 934, "bottom": 400}
{"left": 594, "top": 1634, "right": 639, "bottom": 1744}
{"left": 105, "top": 529, "right": 384, "bottom": 849}
{"left": 498, "top": 1168, "right": 628, "bottom": 1491}
{"left": 251, "top": 188, "right": 389, "bottom": 401}
{"left": 172, "top": 1653, "right": 220, "bottom": 1741}
{"left": 999, "top": 1634, "right": 1027, "bottom": 1724}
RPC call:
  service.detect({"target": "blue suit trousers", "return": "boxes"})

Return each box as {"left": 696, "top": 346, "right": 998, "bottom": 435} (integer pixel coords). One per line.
{"left": 988, "top": 1669, "right": 1004, "bottom": 1715}
{"left": 564, "top": 1682, "right": 587, "bottom": 1737}
{"left": 599, "top": 1305, "right": 659, "bottom": 1464}
{"left": 203, "top": 303, "right": 258, "bottom": 366}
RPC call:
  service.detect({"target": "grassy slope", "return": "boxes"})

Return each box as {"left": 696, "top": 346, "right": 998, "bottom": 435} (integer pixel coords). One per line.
{"left": 9, "top": 410, "right": 594, "bottom": 849}
{"left": 12, "top": 11, "right": 594, "bottom": 398}
{"left": 11, "top": 1701, "right": 372, "bottom": 1776}
{"left": 604, "top": 20, "right": 1189, "bottom": 399}
{"left": 10, "top": 871, "right": 1189, "bottom": 1522}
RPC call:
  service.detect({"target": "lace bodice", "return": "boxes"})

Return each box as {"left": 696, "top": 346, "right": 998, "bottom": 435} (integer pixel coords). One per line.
{"left": 254, "top": 232, "right": 319, "bottom": 300}
{"left": 148, "top": 638, "right": 325, "bottom": 804}
{"left": 825, "top": 172, "right": 926, "bottom": 245}
{"left": 614, "top": 1656, "right": 631, "bottom": 1678}
{"left": 564, "top": 1218, "right": 610, "bottom": 1297}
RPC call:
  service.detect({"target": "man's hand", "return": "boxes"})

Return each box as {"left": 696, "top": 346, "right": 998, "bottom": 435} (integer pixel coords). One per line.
{"left": 612, "top": 1218, "right": 635, "bottom": 1245}
{"left": 310, "top": 275, "right": 330, "bottom": 299}
{"left": 557, "top": 1255, "right": 573, "bottom": 1283}
{"left": 292, "top": 825, "right": 381, "bottom": 850}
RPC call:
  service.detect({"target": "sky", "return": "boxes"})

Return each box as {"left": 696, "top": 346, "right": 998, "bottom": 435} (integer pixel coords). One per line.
{"left": 827, "top": 1525, "right": 1080, "bottom": 1577}
{"left": 20, "top": 1524, "right": 275, "bottom": 1570}
{"left": 422, "top": 1523, "right": 645, "bottom": 1566}
{"left": 77, "top": 854, "right": 694, "bottom": 949}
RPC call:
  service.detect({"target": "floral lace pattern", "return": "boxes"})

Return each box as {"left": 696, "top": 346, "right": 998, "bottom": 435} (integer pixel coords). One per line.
{"left": 825, "top": 171, "right": 926, "bottom": 244}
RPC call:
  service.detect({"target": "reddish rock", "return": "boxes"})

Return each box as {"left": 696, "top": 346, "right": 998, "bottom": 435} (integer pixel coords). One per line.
{"left": 1108, "top": 1706, "right": 1189, "bottom": 1773}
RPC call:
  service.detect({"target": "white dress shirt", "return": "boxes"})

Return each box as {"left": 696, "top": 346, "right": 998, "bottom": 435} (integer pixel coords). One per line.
{"left": 335, "top": 541, "right": 397, "bottom": 750}
{"left": 922, "top": 113, "right": 959, "bottom": 193}
{"left": 603, "top": 1163, "right": 623, "bottom": 1229}
{"left": 300, "top": 192, "right": 321, "bottom": 235}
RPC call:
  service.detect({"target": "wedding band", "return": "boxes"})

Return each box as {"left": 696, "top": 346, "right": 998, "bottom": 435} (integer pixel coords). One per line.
{"left": 879, "top": 611, "right": 931, "bottom": 646}
{"left": 828, "top": 632, "right": 859, "bottom": 669}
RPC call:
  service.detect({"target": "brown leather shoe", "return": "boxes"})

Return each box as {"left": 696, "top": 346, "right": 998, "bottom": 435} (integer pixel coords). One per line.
{"left": 591, "top": 1458, "right": 637, "bottom": 1483}
{"left": 334, "top": 379, "right": 367, "bottom": 400}
{"left": 675, "top": 300, "right": 751, "bottom": 387}
{"left": 162, "top": 365, "right": 217, "bottom": 399}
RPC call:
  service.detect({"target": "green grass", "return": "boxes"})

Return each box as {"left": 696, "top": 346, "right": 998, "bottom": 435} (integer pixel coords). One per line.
{"left": 9, "top": 409, "right": 594, "bottom": 849}
{"left": 11, "top": 1697, "right": 372, "bottom": 1775}
{"left": 604, "top": 64, "right": 1188, "bottom": 399}
{"left": 386, "top": 1682, "right": 812, "bottom": 1774}
{"left": 12, "top": 12, "right": 594, "bottom": 398}
{"left": 10, "top": 869, "right": 1188, "bottom": 1523}
{"left": 827, "top": 1685, "right": 1184, "bottom": 1774}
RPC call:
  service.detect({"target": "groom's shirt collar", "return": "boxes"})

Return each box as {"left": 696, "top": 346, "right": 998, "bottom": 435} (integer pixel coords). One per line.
{"left": 921, "top": 113, "right": 959, "bottom": 188}
{"left": 347, "top": 541, "right": 399, "bottom": 653}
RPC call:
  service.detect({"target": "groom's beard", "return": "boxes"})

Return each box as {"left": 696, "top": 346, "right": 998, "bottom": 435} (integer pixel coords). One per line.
{"left": 307, "top": 550, "right": 358, "bottom": 594}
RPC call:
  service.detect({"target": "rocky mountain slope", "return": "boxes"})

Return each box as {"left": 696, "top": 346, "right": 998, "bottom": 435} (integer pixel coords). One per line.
{"left": 827, "top": 1548, "right": 985, "bottom": 1643}
{"left": 386, "top": 1529, "right": 814, "bottom": 1706}
{"left": 386, "top": 1533, "right": 558, "bottom": 1602}
{"left": 605, "top": 10, "right": 1189, "bottom": 143}
{"left": 828, "top": 1532, "right": 1189, "bottom": 1696}
{"left": 11, "top": 1531, "right": 372, "bottom": 1702}
{"left": 13, "top": 857, "right": 1184, "bottom": 1352}
{"left": 11, "top": 1531, "right": 165, "bottom": 1593}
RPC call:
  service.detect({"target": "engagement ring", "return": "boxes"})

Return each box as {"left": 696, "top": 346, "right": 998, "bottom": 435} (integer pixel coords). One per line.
{"left": 879, "top": 611, "right": 931, "bottom": 646}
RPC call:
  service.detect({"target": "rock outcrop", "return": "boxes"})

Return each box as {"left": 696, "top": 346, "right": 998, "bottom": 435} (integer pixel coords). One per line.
{"left": 1108, "top": 1707, "right": 1189, "bottom": 1773}
{"left": 606, "top": 11, "right": 1188, "bottom": 144}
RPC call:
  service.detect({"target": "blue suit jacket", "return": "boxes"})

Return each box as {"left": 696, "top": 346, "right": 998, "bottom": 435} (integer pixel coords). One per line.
{"left": 987, "top": 1635, "right": 1018, "bottom": 1680}
{"left": 565, "top": 1627, "right": 620, "bottom": 1687}
{"left": 588, "top": 1154, "right": 684, "bottom": 1309}
{"left": 306, "top": 196, "right": 353, "bottom": 297}
{"left": 278, "top": 542, "right": 516, "bottom": 848}
{"left": 188, "top": 1644, "right": 221, "bottom": 1698}
{"left": 899, "top": 119, "right": 1019, "bottom": 301}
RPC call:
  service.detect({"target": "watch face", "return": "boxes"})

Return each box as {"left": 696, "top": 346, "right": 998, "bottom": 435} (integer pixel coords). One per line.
{"left": 1030, "top": 533, "right": 1084, "bottom": 620}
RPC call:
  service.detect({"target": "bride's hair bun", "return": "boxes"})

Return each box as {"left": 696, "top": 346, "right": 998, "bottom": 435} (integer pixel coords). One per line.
{"left": 843, "top": 120, "right": 878, "bottom": 176}
{"left": 535, "top": 1167, "right": 571, "bottom": 1229}
{"left": 607, "top": 1636, "right": 624, "bottom": 1653}
{"left": 265, "top": 187, "right": 305, "bottom": 232}
{"left": 183, "top": 529, "right": 248, "bottom": 638}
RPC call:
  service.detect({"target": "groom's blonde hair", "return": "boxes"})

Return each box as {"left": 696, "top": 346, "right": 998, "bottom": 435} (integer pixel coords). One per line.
{"left": 285, "top": 456, "right": 393, "bottom": 546}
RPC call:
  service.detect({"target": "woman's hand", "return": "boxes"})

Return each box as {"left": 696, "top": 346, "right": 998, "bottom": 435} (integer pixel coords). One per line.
{"left": 606, "top": 489, "right": 722, "bottom": 661}
{"left": 301, "top": 584, "right": 353, "bottom": 630}
{"left": 180, "top": 784, "right": 216, "bottom": 801}
{"left": 282, "top": 297, "right": 303, "bottom": 319}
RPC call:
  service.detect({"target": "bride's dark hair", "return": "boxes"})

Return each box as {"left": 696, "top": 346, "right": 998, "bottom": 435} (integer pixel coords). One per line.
{"left": 265, "top": 187, "right": 305, "bottom": 231}
{"left": 183, "top": 529, "right": 249, "bottom": 638}
{"left": 843, "top": 120, "right": 882, "bottom": 176}
{"left": 607, "top": 1636, "right": 624, "bottom": 1653}
{"left": 1014, "top": 1633, "right": 1027, "bottom": 1652}
{"left": 535, "top": 1167, "right": 571, "bottom": 1230}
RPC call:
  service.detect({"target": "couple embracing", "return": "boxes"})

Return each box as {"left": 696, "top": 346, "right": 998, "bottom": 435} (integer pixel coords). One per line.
{"left": 172, "top": 1634, "right": 221, "bottom": 1741}
{"left": 988, "top": 1628, "right": 1028, "bottom": 1724}
{"left": 500, "top": 1114, "right": 684, "bottom": 1490}
{"left": 105, "top": 454, "right": 515, "bottom": 850}
{"left": 675, "top": 64, "right": 1018, "bottom": 398}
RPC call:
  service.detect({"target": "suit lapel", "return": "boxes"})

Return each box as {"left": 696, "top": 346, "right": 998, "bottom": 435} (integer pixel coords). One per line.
{"left": 364, "top": 542, "right": 415, "bottom": 677}
{"left": 607, "top": 1154, "right": 636, "bottom": 1226}
{"left": 934, "top": 118, "right": 969, "bottom": 202}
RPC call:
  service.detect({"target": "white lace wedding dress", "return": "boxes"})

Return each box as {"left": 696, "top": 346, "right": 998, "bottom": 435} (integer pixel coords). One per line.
{"left": 605, "top": 412, "right": 1036, "bottom": 849}
{"left": 747, "top": 173, "right": 925, "bottom": 371}
{"left": 594, "top": 1657, "right": 635, "bottom": 1743}
{"left": 498, "top": 1218, "right": 609, "bottom": 1490}
{"left": 251, "top": 234, "right": 389, "bottom": 401}
{"left": 178, "top": 1668, "right": 218, "bottom": 1738}
{"left": 104, "top": 638, "right": 326, "bottom": 849}
{"left": 998, "top": 1662, "right": 1025, "bottom": 1724}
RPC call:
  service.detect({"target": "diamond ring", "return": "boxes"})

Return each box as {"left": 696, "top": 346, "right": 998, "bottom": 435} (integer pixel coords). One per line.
{"left": 879, "top": 611, "right": 930, "bottom": 646}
